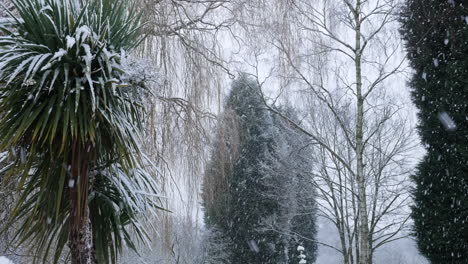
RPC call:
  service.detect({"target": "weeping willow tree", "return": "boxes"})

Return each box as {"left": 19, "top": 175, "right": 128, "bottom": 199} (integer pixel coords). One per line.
{"left": 0, "top": 0, "right": 161, "bottom": 263}
{"left": 123, "top": 1, "right": 233, "bottom": 261}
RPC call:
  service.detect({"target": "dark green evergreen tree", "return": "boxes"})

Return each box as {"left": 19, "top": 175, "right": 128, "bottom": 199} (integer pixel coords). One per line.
{"left": 202, "top": 76, "right": 317, "bottom": 263}
{"left": 401, "top": 1, "right": 468, "bottom": 262}
{"left": 268, "top": 111, "right": 317, "bottom": 263}
{"left": 224, "top": 76, "right": 282, "bottom": 263}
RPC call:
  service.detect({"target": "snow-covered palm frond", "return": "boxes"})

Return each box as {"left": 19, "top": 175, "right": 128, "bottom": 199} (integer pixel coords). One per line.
{"left": 0, "top": 0, "right": 161, "bottom": 263}
{"left": 89, "top": 159, "right": 164, "bottom": 263}
{"left": 0, "top": 0, "right": 146, "bottom": 156}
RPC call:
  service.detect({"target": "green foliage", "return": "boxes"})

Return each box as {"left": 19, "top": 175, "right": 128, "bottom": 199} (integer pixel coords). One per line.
{"left": 269, "top": 111, "right": 317, "bottom": 263}
{"left": 400, "top": 0, "right": 468, "bottom": 262}
{"left": 89, "top": 163, "right": 161, "bottom": 263}
{"left": 0, "top": 0, "right": 161, "bottom": 262}
{"left": 225, "top": 76, "right": 282, "bottom": 263}
{"left": 202, "top": 75, "right": 317, "bottom": 263}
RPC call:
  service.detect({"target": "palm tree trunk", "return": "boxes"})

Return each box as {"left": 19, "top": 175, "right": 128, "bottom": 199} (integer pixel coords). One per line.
{"left": 69, "top": 205, "right": 95, "bottom": 264}
{"left": 69, "top": 139, "right": 96, "bottom": 264}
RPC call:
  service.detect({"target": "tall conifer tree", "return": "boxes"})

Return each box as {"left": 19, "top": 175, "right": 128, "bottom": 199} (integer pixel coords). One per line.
{"left": 401, "top": 1, "right": 468, "bottom": 262}
{"left": 268, "top": 111, "right": 317, "bottom": 263}
{"left": 225, "top": 76, "right": 282, "bottom": 263}
{"left": 202, "top": 76, "right": 317, "bottom": 263}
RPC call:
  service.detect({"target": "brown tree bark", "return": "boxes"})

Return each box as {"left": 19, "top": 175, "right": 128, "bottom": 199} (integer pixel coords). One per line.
{"left": 69, "top": 205, "right": 95, "bottom": 264}
{"left": 69, "top": 139, "right": 96, "bottom": 264}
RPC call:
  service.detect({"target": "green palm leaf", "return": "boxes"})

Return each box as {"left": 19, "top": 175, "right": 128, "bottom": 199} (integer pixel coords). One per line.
{"left": 0, "top": 0, "right": 161, "bottom": 263}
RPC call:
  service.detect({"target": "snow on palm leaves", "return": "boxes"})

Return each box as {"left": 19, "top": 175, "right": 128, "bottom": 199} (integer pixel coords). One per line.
{"left": 0, "top": 0, "right": 161, "bottom": 263}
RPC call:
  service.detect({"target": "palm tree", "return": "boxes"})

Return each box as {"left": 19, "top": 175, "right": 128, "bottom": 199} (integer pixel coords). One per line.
{"left": 0, "top": 0, "right": 161, "bottom": 263}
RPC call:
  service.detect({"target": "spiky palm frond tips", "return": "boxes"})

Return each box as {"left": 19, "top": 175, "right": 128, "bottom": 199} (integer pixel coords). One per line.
{"left": 0, "top": 0, "right": 145, "bottom": 154}
{"left": 0, "top": 0, "right": 159, "bottom": 263}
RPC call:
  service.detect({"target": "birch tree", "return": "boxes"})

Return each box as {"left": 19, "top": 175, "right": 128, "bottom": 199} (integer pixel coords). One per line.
{"left": 232, "top": 0, "right": 419, "bottom": 263}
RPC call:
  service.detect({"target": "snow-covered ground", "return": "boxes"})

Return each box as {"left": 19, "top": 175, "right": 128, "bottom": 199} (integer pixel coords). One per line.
{"left": 315, "top": 217, "right": 428, "bottom": 264}
{"left": 0, "top": 257, "right": 14, "bottom": 264}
